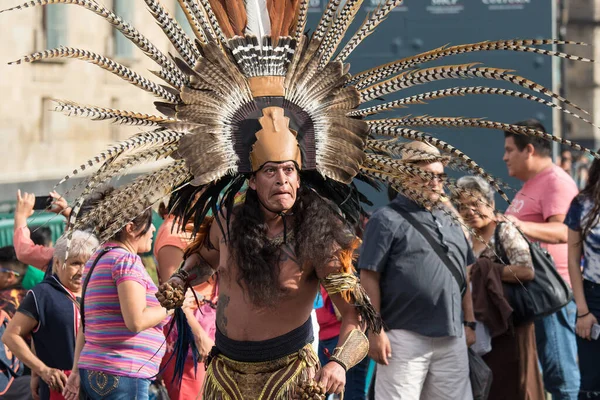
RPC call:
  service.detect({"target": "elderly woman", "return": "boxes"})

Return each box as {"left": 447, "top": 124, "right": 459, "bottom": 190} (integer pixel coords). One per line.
{"left": 2, "top": 230, "right": 99, "bottom": 400}
{"left": 62, "top": 207, "right": 170, "bottom": 400}
{"left": 454, "top": 176, "right": 544, "bottom": 400}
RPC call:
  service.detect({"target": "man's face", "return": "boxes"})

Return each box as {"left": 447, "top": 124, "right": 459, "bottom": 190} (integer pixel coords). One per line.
{"left": 503, "top": 136, "right": 529, "bottom": 179}
{"left": 0, "top": 264, "right": 18, "bottom": 290}
{"left": 408, "top": 161, "right": 445, "bottom": 203}
{"left": 55, "top": 254, "right": 88, "bottom": 294}
{"left": 249, "top": 161, "right": 300, "bottom": 213}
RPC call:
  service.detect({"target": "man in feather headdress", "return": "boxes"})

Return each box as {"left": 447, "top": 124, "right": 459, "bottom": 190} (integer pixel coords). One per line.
{"left": 4, "top": 0, "right": 599, "bottom": 398}
{"left": 156, "top": 105, "right": 377, "bottom": 399}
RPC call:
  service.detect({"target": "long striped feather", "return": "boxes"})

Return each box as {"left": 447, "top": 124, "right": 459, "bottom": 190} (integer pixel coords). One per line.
{"left": 53, "top": 100, "right": 176, "bottom": 126}
{"left": 368, "top": 117, "right": 600, "bottom": 159}
{"left": 358, "top": 64, "right": 589, "bottom": 118}
{"left": 335, "top": 0, "right": 404, "bottom": 63}
{"left": 77, "top": 161, "right": 191, "bottom": 242}
{"left": 368, "top": 126, "right": 510, "bottom": 203}
{"left": 143, "top": 0, "right": 199, "bottom": 65}
{"left": 318, "top": 0, "right": 364, "bottom": 68}
{"left": 312, "top": 0, "right": 342, "bottom": 41}
{"left": 10, "top": 47, "right": 178, "bottom": 102}
{"left": 351, "top": 39, "right": 591, "bottom": 88}
{"left": 349, "top": 86, "right": 598, "bottom": 130}
{"left": 55, "top": 130, "right": 185, "bottom": 190}
{"left": 0, "top": 0, "right": 186, "bottom": 86}
{"left": 194, "top": 0, "right": 228, "bottom": 43}
{"left": 294, "top": 0, "right": 309, "bottom": 39}
{"left": 176, "top": 0, "right": 209, "bottom": 44}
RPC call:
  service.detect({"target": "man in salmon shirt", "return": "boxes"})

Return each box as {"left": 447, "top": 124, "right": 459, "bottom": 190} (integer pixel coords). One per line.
{"left": 503, "top": 119, "right": 580, "bottom": 400}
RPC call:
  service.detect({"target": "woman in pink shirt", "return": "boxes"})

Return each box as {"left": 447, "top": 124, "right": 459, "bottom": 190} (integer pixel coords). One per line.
{"left": 62, "top": 206, "right": 171, "bottom": 400}
{"left": 154, "top": 195, "right": 217, "bottom": 400}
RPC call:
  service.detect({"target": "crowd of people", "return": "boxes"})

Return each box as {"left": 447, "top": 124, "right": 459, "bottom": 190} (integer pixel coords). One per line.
{"left": 0, "top": 118, "right": 598, "bottom": 400}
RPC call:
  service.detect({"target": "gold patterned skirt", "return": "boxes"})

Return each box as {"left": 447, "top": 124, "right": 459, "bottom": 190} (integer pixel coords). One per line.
{"left": 202, "top": 344, "right": 320, "bottom": 400}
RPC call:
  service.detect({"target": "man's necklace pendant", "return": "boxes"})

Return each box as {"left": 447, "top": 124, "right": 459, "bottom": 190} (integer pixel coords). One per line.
{"left": 267, "top": 231, "right": 295, "bottom": 247}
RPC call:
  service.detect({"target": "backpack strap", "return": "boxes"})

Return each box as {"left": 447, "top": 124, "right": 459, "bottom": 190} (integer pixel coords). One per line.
{"left": 80, "top": 246, "right": 117, "bottom": 331}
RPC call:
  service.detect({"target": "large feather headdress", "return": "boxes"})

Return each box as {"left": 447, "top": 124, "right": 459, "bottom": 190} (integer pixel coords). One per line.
{"left": 3, "top": 0, "right": 599, "bottom": 239}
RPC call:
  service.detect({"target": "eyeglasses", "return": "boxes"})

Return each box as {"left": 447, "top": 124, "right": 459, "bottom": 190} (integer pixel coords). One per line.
{"left": 430, "top": 173, "right": 448, "bottom": 182}
{"left": 416, "top": 172, "right": 447, "bottom": 183}
{"left": 0, "top": 269, "right": 20, "bottom": 277}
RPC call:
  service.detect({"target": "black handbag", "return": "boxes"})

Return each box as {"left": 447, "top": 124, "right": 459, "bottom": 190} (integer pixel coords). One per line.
{"left": 495, "top": 223, "right": 573, "bottom": 326}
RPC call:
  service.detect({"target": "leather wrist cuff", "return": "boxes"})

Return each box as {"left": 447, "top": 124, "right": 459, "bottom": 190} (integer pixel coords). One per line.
{"left": 329, "top": 329, "right": 369, "bottom": 371}
{"left": 172, "top": 262, "right": 190, "bottom": 284}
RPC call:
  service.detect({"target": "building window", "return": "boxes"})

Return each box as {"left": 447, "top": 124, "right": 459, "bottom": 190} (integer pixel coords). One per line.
{"left": 113, "top": 0, "right": 134, "bottom": 59}
{"left": 43, "top": 5, "right": 68, "bottom": 48}
{"left": 175, "top": 3, "right": 195, "bottom": 38}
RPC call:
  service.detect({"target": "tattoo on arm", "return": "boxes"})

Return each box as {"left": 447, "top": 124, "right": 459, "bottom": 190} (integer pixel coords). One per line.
{"left": 186, "top": 262, "right": 215, "bottom": 286}
{"left": 178, "top": 253, "right": 215, "bottom": 286}
{"left": 216, "top": 294, "right": 230, "bottom": 336}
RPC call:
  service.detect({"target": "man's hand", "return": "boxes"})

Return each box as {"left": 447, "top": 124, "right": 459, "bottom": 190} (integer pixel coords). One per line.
{"left": 49, "top": 191, "right": 71, "bottom": 218}
{"left": 39, "top": 366, "right": 67, "bottom": 393}
{"left": 62, "top": 370, "right": 80, "bottom": 400}
{"left": 464, "top": 326, "right": 476, "bottom": 347}
{"left": 368, "top": 330, "right": 392, "bottom": 365}
{"left": 31, "top": 374, "right": 40, "bottom": 400}
{"left": 576, "top": 313, "right": 598, "bottom": 341}
{"left": 503, "top": 214, "right": 522, "bottom": 229}
{"left": 315, "top": 361, "right": 346, "bottom": 395}
{"left": 156, "top": 278, "right": 185, "bottom": 309}
{"left": 15, "top": 190, "right": 35, "bottom": 227}
{"left": 195, "top": 328, "right": 215, "bottom": 363}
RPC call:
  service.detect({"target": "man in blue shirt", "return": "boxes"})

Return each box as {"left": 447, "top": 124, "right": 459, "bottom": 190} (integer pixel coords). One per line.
{"left": 359, "top": 141, "right": 476, "bottom": 400}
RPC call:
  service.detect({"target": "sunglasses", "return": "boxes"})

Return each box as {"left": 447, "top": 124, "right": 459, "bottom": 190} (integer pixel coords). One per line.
{"left": 0, "top": 269, "right": 20, "bottom": 277}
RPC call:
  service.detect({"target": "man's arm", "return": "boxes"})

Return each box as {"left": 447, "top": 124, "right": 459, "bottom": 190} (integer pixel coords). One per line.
{"left": 506, "top": 214, "right": 568, "bottom": 244}
{"left": 13, "top": 190, "right": 54, "bottom": 269}
{"left": 156, "top": 217, "right": 221, "bottom": 308}
{"left": 462, "top": 279, "right": 476, "bottom": 346}
{"left": 360, "top": 269, "right": 392, "bottom": 365}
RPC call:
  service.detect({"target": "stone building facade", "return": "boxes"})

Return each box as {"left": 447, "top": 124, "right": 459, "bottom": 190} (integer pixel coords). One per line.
{"left": 0, "top": 0, "right": 192, "bottom": 203}
{"left": 564, "top": 0, "right": 600, "bottom": 150}
{"left": 0, "top": 0, "right": 598, "bottom": 204}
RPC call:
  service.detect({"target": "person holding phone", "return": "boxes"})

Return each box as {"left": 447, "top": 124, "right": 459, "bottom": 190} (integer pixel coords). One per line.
{"left": 13, "top": 189, "right": 111, "bottom": 272}
{"left": 566, "top": 156, "right": 600, "bottom": 398}
{"left": 13, "top": 190, "right": 62, "bottom": 271}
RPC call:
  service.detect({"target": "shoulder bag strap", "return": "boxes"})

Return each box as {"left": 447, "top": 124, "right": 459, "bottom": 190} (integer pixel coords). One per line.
{"left": 80, "top": 246, "right": 116, "bottom": 331}
{"left": 493, "top": 222, "right": 511, "bottom": 264}
{"left": 389, "top": 202, "right": 466, "bottom": 296}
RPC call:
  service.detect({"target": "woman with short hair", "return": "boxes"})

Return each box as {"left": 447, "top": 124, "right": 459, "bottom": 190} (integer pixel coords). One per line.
{"left": 454, "top": 176, "right": 544, "bottom": 400}
{"left": 2, "top": 230, "right": 99, "bottom": 400}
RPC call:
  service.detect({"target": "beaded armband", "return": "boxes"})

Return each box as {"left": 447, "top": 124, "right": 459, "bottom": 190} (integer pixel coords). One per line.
{"left": 321, "top": 272, "right": 383, "bottom": 334}
{"left": 328, "top": 329, "right": 369, "bottom": 371}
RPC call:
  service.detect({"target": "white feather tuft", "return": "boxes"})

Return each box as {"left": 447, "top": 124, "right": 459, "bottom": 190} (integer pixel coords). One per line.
{"left": 245, "top": 0, "right": 271, "bottom": 39}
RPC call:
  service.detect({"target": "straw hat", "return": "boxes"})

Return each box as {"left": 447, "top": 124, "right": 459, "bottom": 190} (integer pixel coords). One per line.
{"left": 399, "top": 141, "right": 449, "bottom": 164}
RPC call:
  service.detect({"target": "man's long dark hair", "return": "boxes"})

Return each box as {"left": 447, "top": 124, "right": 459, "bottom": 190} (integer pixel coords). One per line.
{"left": 229, "top": 184, "right": 356, "bottom": 307}
{"left": 579, "top": 157, "right": 600, "bottom": 241}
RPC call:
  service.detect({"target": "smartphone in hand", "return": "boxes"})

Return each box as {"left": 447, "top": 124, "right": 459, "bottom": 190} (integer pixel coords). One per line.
{"left": 591, "top": 323, "right": 600, "bottom": 341}
{"left": 33, "top": 196, "right": 52, "bottom": 210}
